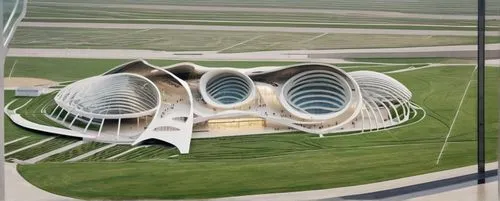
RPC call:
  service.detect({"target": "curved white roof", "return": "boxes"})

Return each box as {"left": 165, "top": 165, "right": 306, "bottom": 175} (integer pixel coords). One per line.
{"left": 54, "top": 73, "right": 160, "bottom": 119}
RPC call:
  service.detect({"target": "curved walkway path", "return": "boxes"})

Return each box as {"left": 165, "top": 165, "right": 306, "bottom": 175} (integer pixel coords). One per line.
{"left": 208, "top": 162, "right": 497, "bottom": 201}
{"left": 5, "top": 163, "right": 77, "bottom": 201}
{"left": 6, "top": 162, "right": 496, "bottom": 201}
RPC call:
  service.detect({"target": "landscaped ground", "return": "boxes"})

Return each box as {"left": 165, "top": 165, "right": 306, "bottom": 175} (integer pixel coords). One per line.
{"left": 12, "top": 27, "right": 493, "bottom": 53}
{"left": 3, "top": 57, "right": 497, "bottom": 199}
{"left": 29, "top": 0, "right": 500, "bottom": 15}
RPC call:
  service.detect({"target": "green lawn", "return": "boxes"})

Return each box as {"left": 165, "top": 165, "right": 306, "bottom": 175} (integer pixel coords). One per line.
{"left": 22, "top": 18, "right": 498, "bottom": 31}
{"left": 8, "top": 136, "right": 79, "bottom": 160}
{"left": 79, "top": 145, "right": 134, "bottom": 162}
{"left": 4, "top": 91, "right": 50, "bottom": 142}
{"left": 16, "top": 92, "right": 67, "bottom": 129}
{"left": 11, "top": 27, "right": 483, "bottom": 52}
{"left": 28, "top": 0, "right": 500, "bottom": 15}
{"left": 17, "top": 65, "right": 499, "bottom": 199}
{"left": 41, "top": 142, "right": 108, "bottom": 162}
{"left": 4, "top": 57, "right": 458, "bottom": 83}
{"left": 5, "top": 135, "right": 47, "bottom": 154}
{"left": 26, "top": 5, "right": 478, "bottom": 25}
{"left": 110, "top": 145, "right": 179, "bottom": 161}
{"left": 4, "top": 57, "right": 300, "bottom": 81}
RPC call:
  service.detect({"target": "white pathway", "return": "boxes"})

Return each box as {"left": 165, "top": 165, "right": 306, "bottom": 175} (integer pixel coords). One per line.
{"left": 211, "top": 162, "right": 498, "bottom": 201}
{"left": 23, "top": 141, "right": 87, "bottom": 164}
{"left": 5, "top": 163, "right": 77, "bottom": 201}
{"left": 408, "top": 181, "right": 498, "bottom": 201}
{"left": 106, "top": 146, "right": 144, "bottom": 160}
{"left": 4, "top": 137, "right": 55, "bottom": 157}
{"left": 64, "top": 144, "right": 116, "bottom": 162}
{"left": 4, "top": 136, "right": 29, "bottom": 146}
{"left": 4, "top": 161, "right": 497, "bottom": 201}
{"left": 7, "top": 44, "right": 500, "bottom": 61}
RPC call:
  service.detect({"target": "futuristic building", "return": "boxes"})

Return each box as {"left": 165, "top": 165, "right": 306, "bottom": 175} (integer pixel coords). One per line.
{"left": 12, "top": 60, "right": 417, "bottom": 154}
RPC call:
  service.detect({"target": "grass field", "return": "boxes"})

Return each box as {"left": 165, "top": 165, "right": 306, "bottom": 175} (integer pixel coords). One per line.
{"left": 28, "top": 0, "right": 500, "bottom": 15}
{"left": 41, "top": 142, "right": 108, "bottom": 162}
{"left": 11, "top": 27, "right": 487, "bottom": 52}
{"left": 79, "top": 145, "right": 133, "bottom": 162}
{"left": 7, "top": 137, "right": 79, "bottom": 160}
{"left": 23, "top": 1, "right": 500, "bottom": 31}
{"left": 24, "top": 18, "right": 497, "bottom": 31}
{"left": 4, "top": 57, "right": 441, "bottom": 82}
{"left": 15, "top": 92, "right": 67, "bottom": 129}
{"left": 3, "top": 57, "right": 300, "bottom": 81}
{"left": 14, "top": 62, "right": 499, "bottom": 199}
{"left": 5, "top": 135, "right": 47, "bottom": 154}
{"left": 27, "top": 5, "right": 478, "bottom": 25}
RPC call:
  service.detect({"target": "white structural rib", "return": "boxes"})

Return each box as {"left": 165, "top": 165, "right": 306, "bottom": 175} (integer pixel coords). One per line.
{"left": 102, "top": 60, "right": 194, "bottom": 154}
{"left": 349, "top": 71, "right": 413, "bottom": 132}
{"left": 55, "top": 73, "right": 160, "bottom": 120}
{"left": 64, "top": 144, "right": 116, "bottom": 162}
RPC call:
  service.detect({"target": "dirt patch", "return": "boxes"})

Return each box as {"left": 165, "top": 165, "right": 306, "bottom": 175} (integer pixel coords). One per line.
{"left": 4, "top": 77, "right": 58, "bottom": 88}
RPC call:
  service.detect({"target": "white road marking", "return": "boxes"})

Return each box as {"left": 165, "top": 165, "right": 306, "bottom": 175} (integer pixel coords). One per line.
{"left": 218, "top": 35, "right": 262, "bottom": 52}
{"left": 299, "top": 33, "right": 328, "bottom": 43}
{"left": 5, "top": 136, "right": 29, "bottom": 146}
{"left": 106, "top": 145, "right": 146, "bottom": 160}
{"left": 8, "top": 59, "right": 17, "bottom": 78}
{"left": 436, "top": 66, "right": 477, "bottom": 164}
{"left": 24, "top": 141, "right": 86, "bottom": 164}
{"left": 64, "top": 144, "right": 116, "bottom": 162}
{"left": 5, "top": 137, "right": 56, "bottom": 157}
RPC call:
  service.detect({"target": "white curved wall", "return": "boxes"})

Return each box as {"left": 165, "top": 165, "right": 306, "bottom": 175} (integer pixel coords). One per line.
{"left": 280, "top": 69, "right": 353, "bottom": 120}
{"left": 199, "top": 69, "right": 256, "bottom": 109}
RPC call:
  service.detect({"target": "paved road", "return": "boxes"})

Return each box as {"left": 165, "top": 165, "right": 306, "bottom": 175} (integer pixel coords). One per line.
{"left": 407, "top": 181, "right": 497, "bottom": 201}
{"left": 5, "top": 163, "right": 76, "bottom": 201}
{"left": 26, "top": 17, "right": 497, "bottom": 29}
{"left": 7, "top": 44, "right": 500, "bottom": 62}
{"left": 209, "top": 162, "right": 498, "bottom": 201}
{"left": 6, "top": 159, "right": 497, "bottom": 201}
{"left": 31, "top": 2, "right": 500, "bottom": 20}
{"left": 19, "top": 22, "right": 500, "bottom": 36}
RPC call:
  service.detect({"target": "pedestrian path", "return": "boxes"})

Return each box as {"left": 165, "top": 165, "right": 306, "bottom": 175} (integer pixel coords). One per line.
{"left": 213, "top": 162, "right": 497, "bottom": 201}
{"left": 5, "top": 137, "right": 55, "bottom": 157}
{"left": 5, "top": 163, "right": 77, "bottom": 201}
{"left": 24, "top": 141, "right": 87, "bottom": 164}
{"left": 5, "top": 136, "right": 29, "bottom": 146}
{"left": 64, "top": 144, "right": 116, "bottom": 162}
{"left": 106, "top": 146, "right": 145, "bottom": 160}
{"left": 408, "top": 181, "right": 497, "bottom": 201}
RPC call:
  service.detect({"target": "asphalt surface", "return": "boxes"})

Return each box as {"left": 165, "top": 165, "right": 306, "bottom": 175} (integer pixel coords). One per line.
{"left": 7, "top": 44, "right": 500, "bottom": 61}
